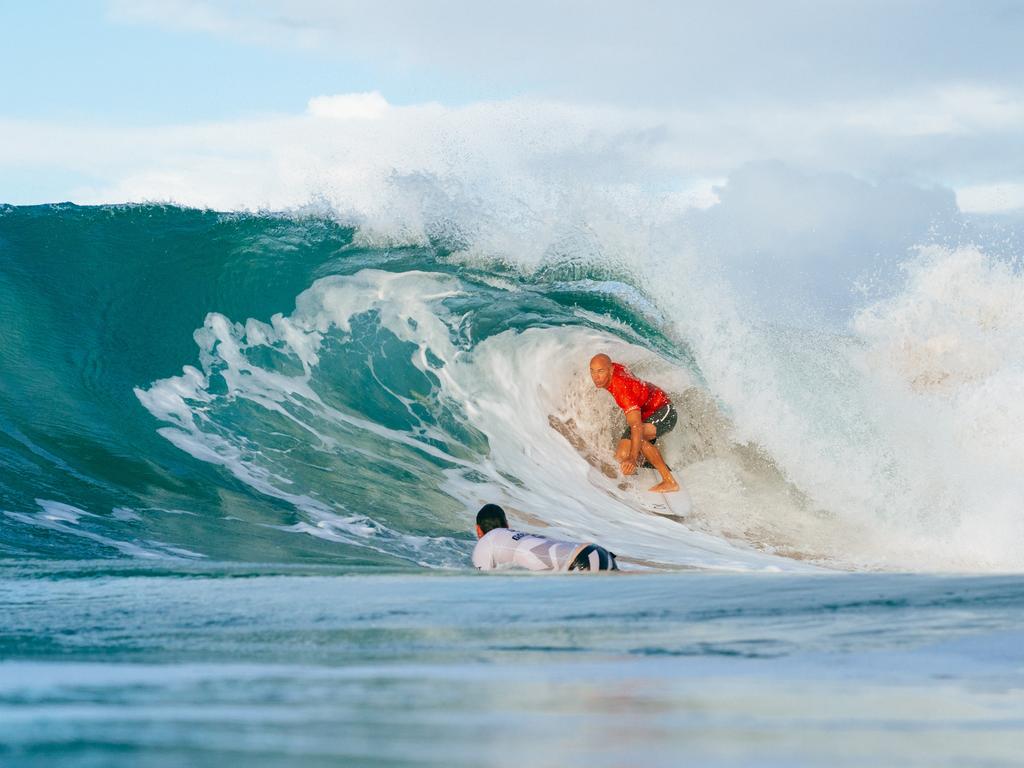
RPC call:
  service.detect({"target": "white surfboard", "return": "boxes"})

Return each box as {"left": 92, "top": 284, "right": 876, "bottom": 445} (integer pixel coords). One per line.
{"left": 549, "top": 413, "right": 692, "bottom": 520}
{"left": 649, "top": 490, "right": 692, "bottom": 518}
{"left": 645, "top": 470, "right": 693, "bottom": 519}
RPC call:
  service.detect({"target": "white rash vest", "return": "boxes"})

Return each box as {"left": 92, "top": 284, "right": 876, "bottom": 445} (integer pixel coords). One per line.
{"left": 472, "top": 528, "right": 585, "bottom": 572}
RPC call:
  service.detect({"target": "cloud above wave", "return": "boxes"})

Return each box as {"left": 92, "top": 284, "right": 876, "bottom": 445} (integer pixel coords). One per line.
{"left": 107, "top": 0, "right": 1024, "bottom": 108}
{"left": 3, "top": 86, "right": 1023, "bottom": 214}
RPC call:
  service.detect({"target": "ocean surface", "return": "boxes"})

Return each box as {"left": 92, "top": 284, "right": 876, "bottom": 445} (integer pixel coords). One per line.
{"left": 2, "top": 204, "right": 1023, "bottom": 765}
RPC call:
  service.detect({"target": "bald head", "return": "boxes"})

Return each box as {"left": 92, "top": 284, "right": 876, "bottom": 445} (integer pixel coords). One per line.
{"left": 589, "top": 353, "right": 613, "bottom": 388}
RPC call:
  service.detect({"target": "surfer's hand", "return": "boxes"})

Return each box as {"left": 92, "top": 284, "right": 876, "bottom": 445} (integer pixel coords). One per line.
{"left": 620, "top": 459, "right": 637, "bottom": 476}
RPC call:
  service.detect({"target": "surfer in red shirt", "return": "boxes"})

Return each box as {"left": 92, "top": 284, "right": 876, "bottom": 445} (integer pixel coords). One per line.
{"left": 589, "top": 353, "right": 680, "bottom": 493}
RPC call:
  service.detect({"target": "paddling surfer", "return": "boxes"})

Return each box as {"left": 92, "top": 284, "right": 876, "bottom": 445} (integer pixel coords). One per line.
{"left": 589, "top": 353, "right": 680, "bottom": 493}
{"left": 472, "top": 504, "right": 618, "bottom": 572}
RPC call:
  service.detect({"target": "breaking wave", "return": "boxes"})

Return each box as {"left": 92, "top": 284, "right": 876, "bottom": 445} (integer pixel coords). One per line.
{"left": 1, "top": 203, "right": 1022, "bottom": 571}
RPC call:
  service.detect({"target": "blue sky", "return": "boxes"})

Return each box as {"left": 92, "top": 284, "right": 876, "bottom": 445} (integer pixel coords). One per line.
{"left": 0, "top": 2, "right": 498, "bottom": 124}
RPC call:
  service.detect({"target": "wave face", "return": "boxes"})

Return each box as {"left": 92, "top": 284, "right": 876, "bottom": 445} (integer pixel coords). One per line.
{"left": 2, "top": 203, "right": 1023, "bottom": 571}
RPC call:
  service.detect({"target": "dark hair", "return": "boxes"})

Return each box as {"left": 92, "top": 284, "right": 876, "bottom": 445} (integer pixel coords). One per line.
{"left": 476, "top": 504, "right": 508, "bottom": 534}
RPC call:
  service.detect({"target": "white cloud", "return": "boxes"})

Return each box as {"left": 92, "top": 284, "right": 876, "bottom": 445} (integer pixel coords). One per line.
{"left": 838, "top": 84, "right": 1024, "bottom": 137}
{"left": 1, "top": 86, "right": 1022, "bottom": 222}
{"left": 105, "top": 1, "right": 1024, "bottom": 110}
{"left": 307, "top": 92, "right": 390, "bottom": 120}
{"left": 956, "top": 183, "right": 1024, "bottom": 214}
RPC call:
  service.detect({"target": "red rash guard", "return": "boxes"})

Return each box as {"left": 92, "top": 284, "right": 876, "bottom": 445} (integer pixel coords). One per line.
{"left": 606, "top": 363, "right": 670, "bottom": 420}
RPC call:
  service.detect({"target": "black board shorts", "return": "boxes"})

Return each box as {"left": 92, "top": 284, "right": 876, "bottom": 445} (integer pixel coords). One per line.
{"left": 620, "top": 403, "right": 678, "bottom": 445}
{"left": 568, "top": 544, "right": 619, "bottom": 572}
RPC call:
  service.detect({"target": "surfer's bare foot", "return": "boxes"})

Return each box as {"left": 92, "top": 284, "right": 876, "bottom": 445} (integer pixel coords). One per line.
{"left": 649, "top": 479, "right": 679, "bottom": 493}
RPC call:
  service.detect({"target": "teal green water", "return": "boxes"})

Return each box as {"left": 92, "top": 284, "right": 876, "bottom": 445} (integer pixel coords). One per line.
{"left": 2, "top": 565, "right": 1023, "bottom": 767}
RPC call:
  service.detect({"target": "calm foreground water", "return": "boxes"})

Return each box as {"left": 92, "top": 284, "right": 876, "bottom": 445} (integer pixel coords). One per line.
{"left": 2, "top": 564, "right": 1022, "bottom": 767}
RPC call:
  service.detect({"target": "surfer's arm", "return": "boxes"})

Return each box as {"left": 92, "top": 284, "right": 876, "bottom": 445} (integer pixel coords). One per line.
{"left": 622, "top": 408, "right": 643, "bottom": 473}
{"left": 471, "top": 539, "right": 493, "bottom": 570}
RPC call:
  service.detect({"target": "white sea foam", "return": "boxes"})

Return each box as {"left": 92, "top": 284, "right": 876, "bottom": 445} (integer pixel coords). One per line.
{"left": 2, "top": 500, "right": 201, "bottom": 560}
{"left": 848, "top": 247, "right": 1024, "bottom": 568}
{"left": 630, "top": 242, "right": 1024, "bottom": 571}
